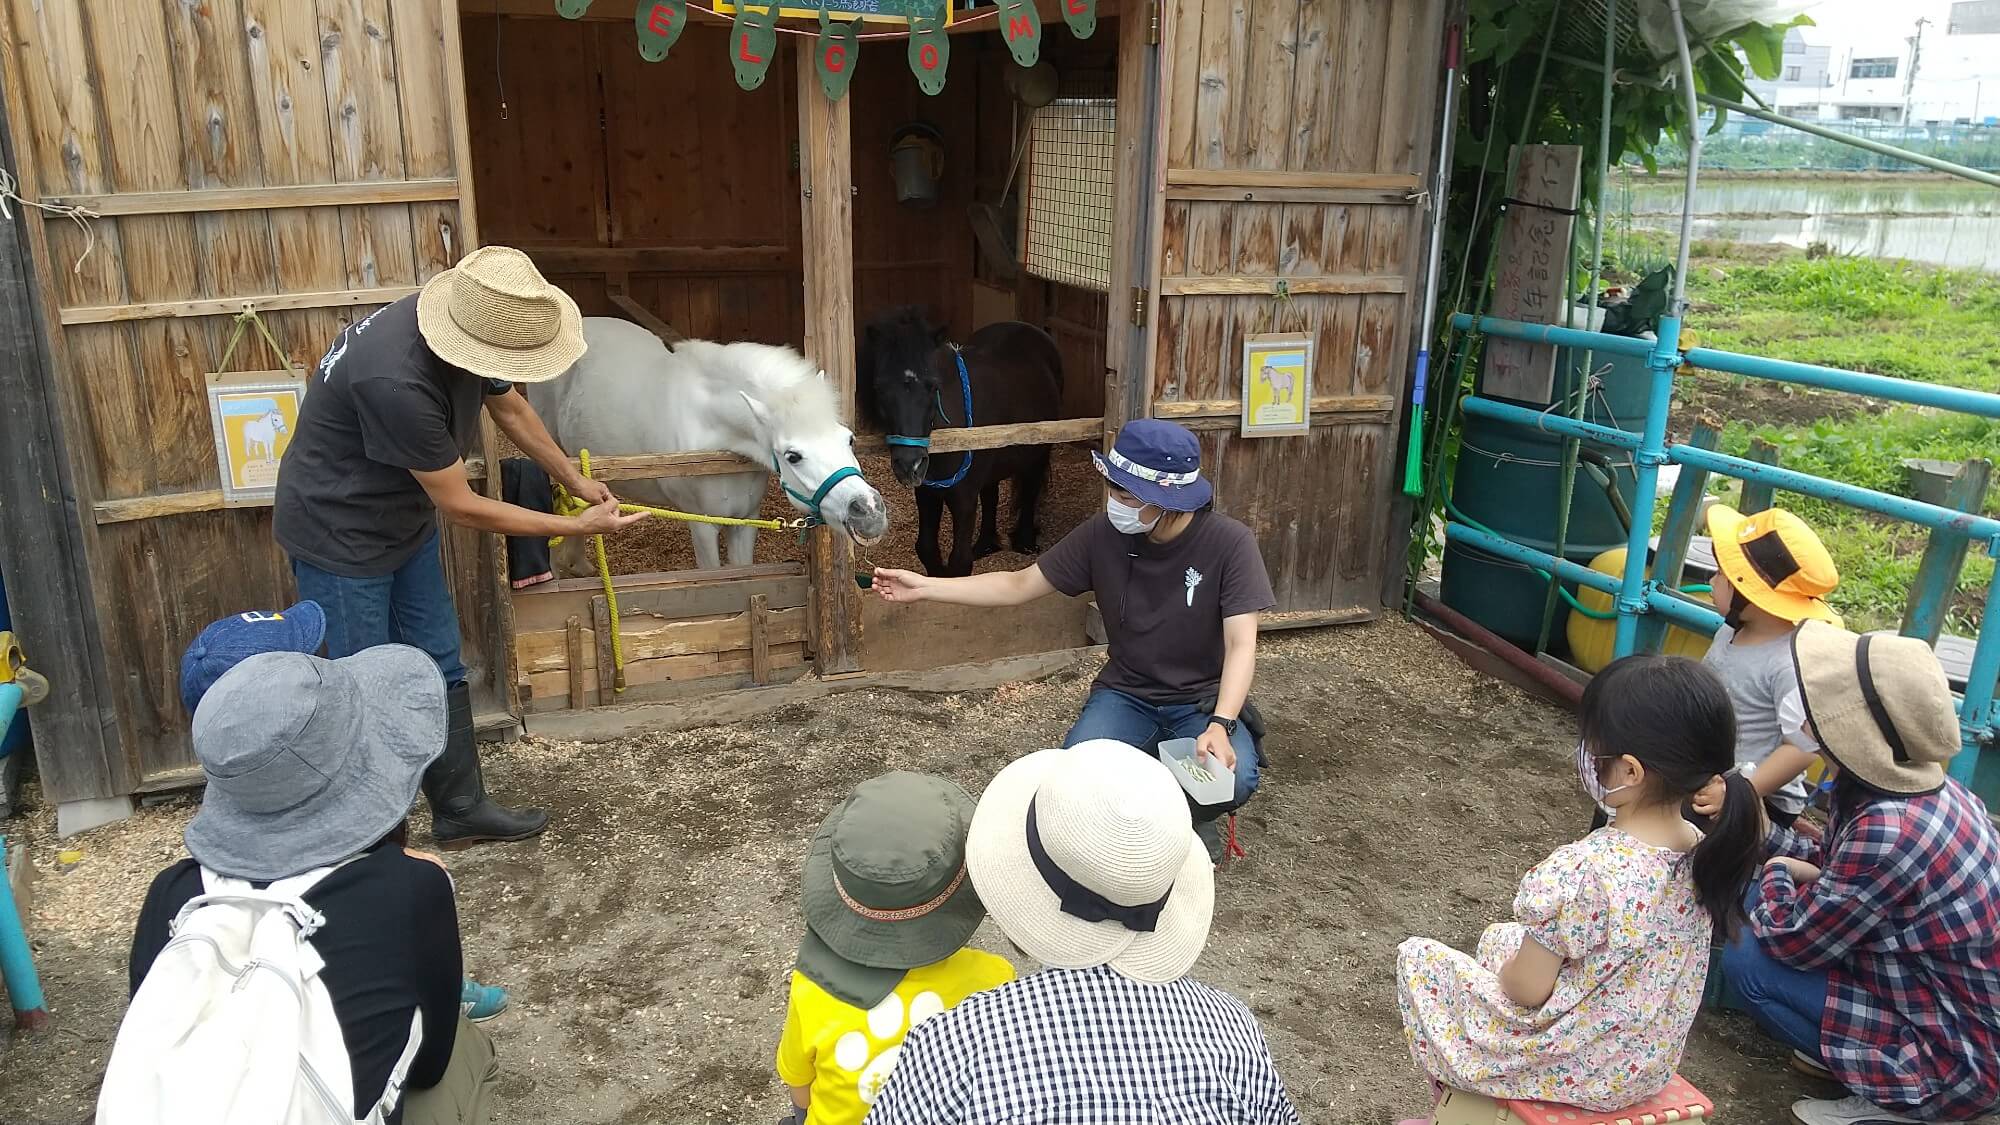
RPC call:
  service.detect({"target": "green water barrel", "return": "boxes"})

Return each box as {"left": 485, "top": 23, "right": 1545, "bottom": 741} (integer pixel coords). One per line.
{"left": 1440, "top": 345, "right": 1651, "bottom": 651}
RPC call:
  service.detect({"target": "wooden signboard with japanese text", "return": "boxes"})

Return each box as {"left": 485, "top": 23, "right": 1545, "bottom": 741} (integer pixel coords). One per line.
{"left": 1482, "top": 144, "right": 1582, "bottom": 405}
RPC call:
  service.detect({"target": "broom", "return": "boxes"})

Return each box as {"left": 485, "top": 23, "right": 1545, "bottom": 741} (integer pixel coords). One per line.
{"left": 1403, "top": 24, "right": 1462, "bottom": 497}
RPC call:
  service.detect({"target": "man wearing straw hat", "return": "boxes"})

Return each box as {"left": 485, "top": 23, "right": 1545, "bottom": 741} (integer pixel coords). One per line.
{"left": 276, "top": 247, "right": 645, "bottom": 848}
{"left": 865, "top": 741, "right": 1301, "bottom": 1124}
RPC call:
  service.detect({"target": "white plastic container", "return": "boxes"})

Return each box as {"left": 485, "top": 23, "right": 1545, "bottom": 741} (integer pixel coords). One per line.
{"left": 1158, "top": 738, "right": 1235, "bottom": 806}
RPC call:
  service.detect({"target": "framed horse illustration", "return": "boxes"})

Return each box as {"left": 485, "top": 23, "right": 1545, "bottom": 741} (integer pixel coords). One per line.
{"left": 205, "top": 372, "right": 308, "bottom": 507}
{"left": 1240, "top": 333, "right": 1313, "bottom": 438}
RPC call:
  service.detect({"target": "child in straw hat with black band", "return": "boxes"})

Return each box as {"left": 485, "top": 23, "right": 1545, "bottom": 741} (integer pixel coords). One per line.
{"left": 775, "top": 772, "right": 1013, "bottom": 1125}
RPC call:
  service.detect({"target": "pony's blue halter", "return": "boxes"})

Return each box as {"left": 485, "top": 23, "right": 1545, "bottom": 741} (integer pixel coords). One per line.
{"left": 771, "top": 453, "right": 862, "bottom": 527}
{"left": 884, "top": 346, "right": 973, "bottom": 490}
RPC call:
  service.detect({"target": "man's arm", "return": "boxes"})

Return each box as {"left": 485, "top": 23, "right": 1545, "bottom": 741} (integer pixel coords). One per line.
{"left": 872, "top": 564, "right": 1057, "bottom": 608}
{"left": 1196, "top": 613, "right": 1259, "bottom": 769}
{"left": 483, "top": 388, "right": 610, "bottom": 504}
{"left": 412, "top": 461, "right": 643, "bottom": 537}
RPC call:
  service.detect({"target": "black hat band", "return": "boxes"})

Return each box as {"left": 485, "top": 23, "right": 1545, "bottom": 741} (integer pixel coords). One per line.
{"left": 1026, "top": 797, "right": 1172, "bottom": 934}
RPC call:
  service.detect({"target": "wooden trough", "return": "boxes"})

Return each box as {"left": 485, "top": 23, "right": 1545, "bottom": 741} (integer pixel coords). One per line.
{"left": 0, "top": 0, "right": 1446, "bottom": 821}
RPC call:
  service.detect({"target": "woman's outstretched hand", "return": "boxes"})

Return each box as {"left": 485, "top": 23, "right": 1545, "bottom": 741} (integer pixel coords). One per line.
{"left": 873, "top": 568, "right": 930, "bottom": 604}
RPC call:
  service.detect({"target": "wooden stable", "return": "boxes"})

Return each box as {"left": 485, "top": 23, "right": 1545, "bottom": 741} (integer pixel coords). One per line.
{"left": 0, "top": 0, "right": 1445, "bottom": 812}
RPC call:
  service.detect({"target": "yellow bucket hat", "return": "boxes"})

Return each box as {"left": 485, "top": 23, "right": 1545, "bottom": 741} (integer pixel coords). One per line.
{"left": 1706, "top": 504, "right": 1841, "bottom": 626}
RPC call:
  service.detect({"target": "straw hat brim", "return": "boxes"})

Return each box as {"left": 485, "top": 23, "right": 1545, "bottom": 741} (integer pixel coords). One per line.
{"left": 1793, "top": 621, "right": 1958, "bottom": 796}
{"left": 1707, "top": 505, "right": 1842, "bottom": 625}
{"left": 416, "top": 269, "right": 587, "bottom": 384}
{"left": 965, "top": 748, "right": 1214, "bottom": 984}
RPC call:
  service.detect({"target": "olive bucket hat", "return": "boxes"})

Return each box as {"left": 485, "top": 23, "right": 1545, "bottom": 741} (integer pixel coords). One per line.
{"left": 799, "top": 772, "right": 987, "bottom": 1008}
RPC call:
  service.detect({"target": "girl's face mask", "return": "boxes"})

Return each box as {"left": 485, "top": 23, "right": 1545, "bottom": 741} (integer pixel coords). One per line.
{"left": 1106, "top": 494, "right": 1160, "bottom": 535}
{"left": 1576, "top": 742, "right": 1635, "bottom": 804}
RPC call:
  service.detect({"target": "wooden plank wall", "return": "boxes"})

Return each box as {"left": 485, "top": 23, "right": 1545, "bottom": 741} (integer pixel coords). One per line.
{"left": 0, "top": 0, "right": 488, "bottom": 785}
{"left": 1154, "top": 0, "right": 1443, "bottom": 615}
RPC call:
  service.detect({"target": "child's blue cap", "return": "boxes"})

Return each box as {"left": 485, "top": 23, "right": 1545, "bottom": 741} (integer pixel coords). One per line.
{"left": 179, "top": 602, "right": 328, "bottom": 716}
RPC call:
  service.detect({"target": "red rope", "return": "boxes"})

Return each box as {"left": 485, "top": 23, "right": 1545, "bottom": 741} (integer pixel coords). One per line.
{"left": 1225, "top": 814, "right": 1245, "bottom": 860}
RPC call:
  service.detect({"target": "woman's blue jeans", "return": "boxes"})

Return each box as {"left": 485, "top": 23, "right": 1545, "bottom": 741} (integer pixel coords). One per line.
{"left": 1721, "top": 886, "right": 1832, "bottom": 1062}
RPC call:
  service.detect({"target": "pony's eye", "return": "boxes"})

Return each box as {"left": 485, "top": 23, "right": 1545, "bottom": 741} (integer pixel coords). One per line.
{"left": 785, "top": 450, "right": 803, "bottom": 465}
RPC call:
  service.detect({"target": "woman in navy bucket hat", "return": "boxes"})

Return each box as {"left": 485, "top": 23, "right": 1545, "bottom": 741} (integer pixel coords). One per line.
{"left": 873, "top": 420, "right": 1277, "bottom": 859}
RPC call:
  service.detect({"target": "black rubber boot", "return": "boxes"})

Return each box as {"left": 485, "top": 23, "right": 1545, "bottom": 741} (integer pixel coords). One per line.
{"left": 422, "top": 682, "right": 548, "bottom": 848}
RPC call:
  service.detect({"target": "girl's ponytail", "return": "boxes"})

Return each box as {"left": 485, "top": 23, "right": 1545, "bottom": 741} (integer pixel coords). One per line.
{"left": 1690, "top": 771, "right": 1762, "bottom": 935}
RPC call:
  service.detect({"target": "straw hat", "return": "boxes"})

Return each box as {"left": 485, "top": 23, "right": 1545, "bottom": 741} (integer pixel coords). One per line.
{"left": 416, "top": 246, "right": 586, "bottom": 383}
{"left": 965, "top": 741, "right": 1213, "bottom": 984}
{"left": 1707, "top": 505, "right": 1841, "bottom": 625}
{"left": 1793, "top": 621, "right": 1960, "bottom": 795}
{"left": 798, "top": 772, "right": 987, "bottom": 1007}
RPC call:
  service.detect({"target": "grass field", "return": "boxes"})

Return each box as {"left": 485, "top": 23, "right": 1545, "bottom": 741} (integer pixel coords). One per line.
{"left": 1615, "top": 236, "right": 2000, "bottom": 634}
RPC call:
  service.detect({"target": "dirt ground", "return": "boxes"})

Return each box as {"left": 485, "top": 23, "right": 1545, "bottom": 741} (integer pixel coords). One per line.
{"left": 600, "top": 444, "right": 1101, "bottom": 577}
{"left": 0, "top": 620, "right": 1812, "bottom": 1124}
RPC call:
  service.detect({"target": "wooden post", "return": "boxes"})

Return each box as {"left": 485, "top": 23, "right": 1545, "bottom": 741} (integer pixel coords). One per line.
{"left": 749, "top": 594, "right": 772, "bottom": 685}
{"left": 0, "top": 93, "right": 130, "bottom": 804}
{"left": 1637, "top": 420, "right": 1720, "bottom": 654}
{"left": 1902, "top": 458, "right": 1992, "bottom": 645}
{"left": 1482, "top": 145, "right": 1583, "bottom": 405}
{"left": 591, "top": 595, "right": 617, "bottom": 701}
{"left": 564, "top": 615, "right": 586, "bottom": 709}
{"left": 1740, "top": 437, "right": 1781, "bottom": 514}
{"left": 1103, "top": 0, "right": 1163, "bottom": 434}
{"left": 796, "top": 45, "right": 862, "bottom": 675}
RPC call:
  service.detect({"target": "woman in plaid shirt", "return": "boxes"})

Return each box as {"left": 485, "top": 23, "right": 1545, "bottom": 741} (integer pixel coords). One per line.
{"left": 1722, "top": 622, "right": 2000, "bottom": 1125}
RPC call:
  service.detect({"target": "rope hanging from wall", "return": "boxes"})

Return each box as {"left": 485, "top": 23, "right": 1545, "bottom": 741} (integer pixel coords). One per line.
{"left": 554, "top": 0, "right": 1097, "bottom": 98}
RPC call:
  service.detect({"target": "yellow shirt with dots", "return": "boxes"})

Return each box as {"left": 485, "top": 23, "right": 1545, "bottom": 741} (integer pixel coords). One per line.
{"left": 775, "top": 948, "right": 1015, "bottom": 1125}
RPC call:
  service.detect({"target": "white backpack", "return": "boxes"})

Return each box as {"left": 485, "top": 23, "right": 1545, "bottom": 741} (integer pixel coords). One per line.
{"left": 96, "top": 864, "right": 423, "bottom": 1125}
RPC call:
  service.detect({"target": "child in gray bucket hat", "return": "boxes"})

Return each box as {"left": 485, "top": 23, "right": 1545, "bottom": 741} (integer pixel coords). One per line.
{"left": 774, "top": 771, "right": 1015, "bottom": 1125}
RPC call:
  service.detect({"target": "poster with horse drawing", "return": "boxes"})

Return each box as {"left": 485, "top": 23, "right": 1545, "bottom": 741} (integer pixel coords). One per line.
{"left": 206, "top": 375, "right": 306, "bottom": 504}
{"left": 1241, "top": 333, "right": 1312, "bottom": 437}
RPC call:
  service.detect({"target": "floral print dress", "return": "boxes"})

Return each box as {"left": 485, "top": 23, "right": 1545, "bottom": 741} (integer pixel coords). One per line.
{"left": 1395, "top": 828, "right": 1712, "bottom": 1111}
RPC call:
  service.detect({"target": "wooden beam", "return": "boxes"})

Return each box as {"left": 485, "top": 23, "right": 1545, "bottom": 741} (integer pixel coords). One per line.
{"left": 516, "top": 606, "right": 807, "bottom": 675}
{"left": 94, "top": 490, "right": 234, "bottom": 525}
{"left": 565, "top": 616, "right": 586, "bottom": 709}
{"left": 524, "top": 245, "right": 795, "bottom": 276}
{"left": 1158, "top": 274, "right": 1407, "bottom": 297}
{"left": 1163, "top": 169, "right": 1424, "bottom": 192}
{"left": 1153, "top": 395, "right": 1397, "bottom": 420}
{"left": 608, "top": 293, "right": 685, "bottom": 345}
{"left": 512, "top": 564, "right": 806, "bottom": 634}
{"left": 749, "top": 594, "right": 772, "bottom": 684}
{"left": 1163, "top": 185, "right": 1418, "bottom": 206}
{"left": 1105, "top": 0, "right": 1163, "bottom": 432}
{"left": 852, "top": 417, "right": 1103, "bottom": 456}
{"left": 45, "top": 179, "right": 459, "bottom": 217}
{"left": 61, "top": 285, "right": 419, "bottom": 325}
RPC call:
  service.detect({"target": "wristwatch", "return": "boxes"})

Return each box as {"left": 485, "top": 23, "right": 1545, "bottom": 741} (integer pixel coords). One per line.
{"left": 1208, "top": 715, "right": 1239, "bottom": 736}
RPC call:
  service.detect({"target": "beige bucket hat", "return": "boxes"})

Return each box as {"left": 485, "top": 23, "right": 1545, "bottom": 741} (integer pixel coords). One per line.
{"left": 1793, "top": 620, "right": 1961, "bottom": 795}
{"left": 416, "top": 245, "right": 586, "bottom": 383}
{"left": 965, "top": 741, "right": 1214, "bottom": 984}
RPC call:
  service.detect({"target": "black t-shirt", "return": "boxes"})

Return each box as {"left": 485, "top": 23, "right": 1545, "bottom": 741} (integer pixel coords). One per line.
{"left": 274, "top": 295, "right": 511, "bottom": 576}
{"left": 1036, "top": 511, "right": 1277, "bottom": 705}
{"left": 128, "top": 842, "right": 464, "bottom": 1123}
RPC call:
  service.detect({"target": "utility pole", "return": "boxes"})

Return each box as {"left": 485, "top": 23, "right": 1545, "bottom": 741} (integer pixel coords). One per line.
{"left": 1902, "top": 16, "right": 1928, "bottom": 125}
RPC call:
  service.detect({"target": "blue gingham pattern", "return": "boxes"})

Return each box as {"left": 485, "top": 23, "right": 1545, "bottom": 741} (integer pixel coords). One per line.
{"left": 1755, "top": 778, "right": 2000, "bottom": 1120}
{"left": 863, "top": 965, "right": 1301, "bottom": 1124}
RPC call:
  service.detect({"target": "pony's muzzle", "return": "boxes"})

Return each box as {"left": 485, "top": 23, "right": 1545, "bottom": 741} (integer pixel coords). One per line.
{"left": 891, "top": 451, "right": 928, "bottom": 488}
{"left": 845, "top": 491, "right": 890, "bottom": 546}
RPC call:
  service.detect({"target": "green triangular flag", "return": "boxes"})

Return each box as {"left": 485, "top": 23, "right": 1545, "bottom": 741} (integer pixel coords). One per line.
{"left": 995, "top": 0, "right": 1042, "bottom": 67}
{"left": 557, "top": 0, "right": 594, "bottom": 17}
{"left": 815, "top": 1, "right": 861, "bottom": 102}
{"left": 1061, "top": 0, "right": 1097, "bottom": 39}
{"left": 634, "top": 0, "right": 687, "bottom": 61}
{"left": 732, "top": 0, "right": 780, "bottom": 90}
{"left": 908, "top": 0, "right": 949, "bottom": 96}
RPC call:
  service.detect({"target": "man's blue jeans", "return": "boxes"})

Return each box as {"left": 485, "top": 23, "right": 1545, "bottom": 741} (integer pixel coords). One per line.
{"left": 291, "top": 527, "right": 468, "bottom": 688}
{"left": 1722, "top": 886, "right": 1831, "bottom": 1062}
{"left": 1063, "top": 688, "right": 1260, "bottom": 820}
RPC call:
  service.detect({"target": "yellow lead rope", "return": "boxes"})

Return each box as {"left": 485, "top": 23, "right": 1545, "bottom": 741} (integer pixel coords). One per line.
{"left": 548, "top": 449, "right": 807, "bottom": 694}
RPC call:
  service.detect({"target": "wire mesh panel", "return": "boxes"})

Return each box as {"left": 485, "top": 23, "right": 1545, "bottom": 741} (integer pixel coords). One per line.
{"left": 1024, "top": 81, "right": 1116, "bottom": 293}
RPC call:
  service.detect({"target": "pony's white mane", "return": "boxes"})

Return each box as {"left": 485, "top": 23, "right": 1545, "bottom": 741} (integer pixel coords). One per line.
{"left": 674, "top": 338, "right": 839, "bottom": 431}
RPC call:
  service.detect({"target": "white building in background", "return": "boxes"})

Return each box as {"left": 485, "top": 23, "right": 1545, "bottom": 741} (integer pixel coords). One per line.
{"left": 1744, "top": 2, "right": 2000, "bottom": 125}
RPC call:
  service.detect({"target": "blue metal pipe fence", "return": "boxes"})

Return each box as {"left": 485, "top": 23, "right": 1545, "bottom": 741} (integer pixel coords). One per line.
{"left": 1444, "top": 321, "right": 2000, "bottom": 786}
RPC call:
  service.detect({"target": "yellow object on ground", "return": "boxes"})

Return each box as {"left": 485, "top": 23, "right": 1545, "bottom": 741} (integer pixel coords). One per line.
{"left": 1566, "top": 548, "right": 1713, "bottom": 674}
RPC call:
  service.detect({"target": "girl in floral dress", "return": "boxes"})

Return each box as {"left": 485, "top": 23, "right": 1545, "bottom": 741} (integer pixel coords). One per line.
{"left": 1396, "top": 655, "right": 1765, "bottom": 1114}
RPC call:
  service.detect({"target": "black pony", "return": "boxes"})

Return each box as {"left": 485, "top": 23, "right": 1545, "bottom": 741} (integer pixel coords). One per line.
{"left": 859, "top": 306, "right": 1063, "bottom": 577}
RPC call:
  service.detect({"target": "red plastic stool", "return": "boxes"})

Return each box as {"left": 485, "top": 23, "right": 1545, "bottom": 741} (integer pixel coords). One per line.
{"left": 1428, "top": 1074, "right": 1714, "bottom": 1125}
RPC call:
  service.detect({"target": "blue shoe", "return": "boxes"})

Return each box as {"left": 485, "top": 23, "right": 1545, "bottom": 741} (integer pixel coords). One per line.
{"left": 460, "top": 978, "right": 509, "bottom": 1023}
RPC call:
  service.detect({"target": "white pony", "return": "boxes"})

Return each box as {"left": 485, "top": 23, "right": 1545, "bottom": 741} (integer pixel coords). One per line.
{"left": 243, "top": 410, "right": 287, "bottom": 462}
{"left": 528, "top": 317, "right": 890, "bottom": 571}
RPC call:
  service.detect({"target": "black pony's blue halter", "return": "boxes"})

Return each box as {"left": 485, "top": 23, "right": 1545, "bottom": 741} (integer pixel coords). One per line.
{"left": 884, "top": 346, "right": 974, "bottom": 489}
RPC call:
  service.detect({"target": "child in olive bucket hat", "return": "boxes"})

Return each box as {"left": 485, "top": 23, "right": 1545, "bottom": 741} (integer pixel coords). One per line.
{"left": 774, "top": 772, "right": 1014, "bottom": 1125}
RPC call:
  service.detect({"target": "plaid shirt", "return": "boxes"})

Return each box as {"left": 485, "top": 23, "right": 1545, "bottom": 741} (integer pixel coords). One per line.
{"left": 862, "top": 965, "right": 1301, "bottom": 1124}
{"left": 1755, "top": 777, "right": 2000, "bottom": 1120}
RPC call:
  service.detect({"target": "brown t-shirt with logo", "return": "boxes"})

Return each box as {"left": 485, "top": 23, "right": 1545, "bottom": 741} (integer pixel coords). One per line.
{"left": 1036, "top": 511, "right": 1277, "bottom": 706}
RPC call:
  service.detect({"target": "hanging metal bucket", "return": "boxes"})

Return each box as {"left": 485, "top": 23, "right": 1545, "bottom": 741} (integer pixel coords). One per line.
{"left": 890, "top": 123, "right": 945, "bottom": 208}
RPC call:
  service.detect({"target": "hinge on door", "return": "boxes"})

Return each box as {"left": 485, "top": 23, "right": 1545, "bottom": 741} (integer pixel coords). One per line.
{"left": 1130, "top": 286, "right": 1149, "bottom": 327}
{"left": 1149, "top": 0, "right": 1161, "bottom": 43}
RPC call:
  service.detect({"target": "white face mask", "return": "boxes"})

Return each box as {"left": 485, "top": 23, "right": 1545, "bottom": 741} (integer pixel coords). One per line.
{"left": 1106, "top": 495, "right": 1159, "bottom": 535}
{"left": 1576, "top": 742, "right": 1635, "bottom": 804}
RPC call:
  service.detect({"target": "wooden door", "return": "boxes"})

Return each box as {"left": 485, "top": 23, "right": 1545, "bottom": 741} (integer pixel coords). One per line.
{"left": 0, "top": 0, "right": 496, "bottom": 789}
{"left": 1148, "top": 0, "right": 1445, "bottom": 618}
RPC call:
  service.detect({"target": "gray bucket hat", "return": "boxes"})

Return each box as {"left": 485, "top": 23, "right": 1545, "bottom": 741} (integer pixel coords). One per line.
{"left": 185, "top": 646, "right": 446, "bottom": 881}
{"left": 799, "top": 772, "right": 986, "bottom": 1005}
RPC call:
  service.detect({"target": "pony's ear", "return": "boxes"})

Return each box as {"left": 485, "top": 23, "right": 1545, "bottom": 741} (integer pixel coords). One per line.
{"left": 737, "top": 389, "right": 776, "bottom": 435}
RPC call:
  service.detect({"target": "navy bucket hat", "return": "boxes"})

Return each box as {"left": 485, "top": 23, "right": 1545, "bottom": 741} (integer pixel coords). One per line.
{"left": 1091, "top": 419, "right": 1213, "bottom": 512}
{"left": 179, "top": 601, "right": 328, "bottom": 716}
